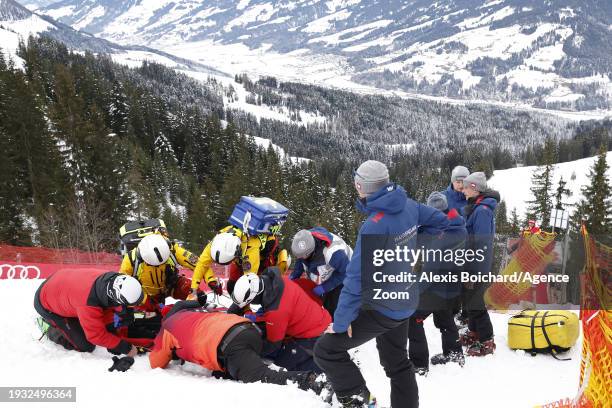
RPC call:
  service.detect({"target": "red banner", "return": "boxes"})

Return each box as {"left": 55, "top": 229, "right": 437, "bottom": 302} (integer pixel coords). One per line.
{"left": 0, "top": 261, "right": 228, "bottom": 282}
{"left": 0, "top": 261, "right": 122, "bottom": 280}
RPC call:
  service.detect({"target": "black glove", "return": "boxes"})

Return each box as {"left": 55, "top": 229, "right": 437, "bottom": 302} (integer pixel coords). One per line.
{"left": 108, "top": 356, "right": 135, "bottom": 372}
{"left": 196, "top": 291, "right": 208, "bottom": 306}
{"left": 209, "top": 281, "right": 223, "bottom": 296}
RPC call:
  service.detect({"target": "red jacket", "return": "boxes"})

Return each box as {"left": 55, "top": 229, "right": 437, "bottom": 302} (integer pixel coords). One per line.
{"left": 149, "top": 307, "right": 248, "bottom": 372}
{"left": 39, "top": 270, "right": 129, "bottom": 353}
{"left": 256, "top": 270, "right": 331, "bottom": 343}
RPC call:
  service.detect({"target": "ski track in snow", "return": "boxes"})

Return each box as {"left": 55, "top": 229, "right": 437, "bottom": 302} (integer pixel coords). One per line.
{"left": 2, "top": 280, "right": 581, "bottom": 408}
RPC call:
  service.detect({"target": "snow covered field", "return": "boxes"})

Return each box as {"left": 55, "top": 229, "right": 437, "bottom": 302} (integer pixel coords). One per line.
{"left": 1, "top": 279, "right": 581, "bottom": 408}
{"left": 489, "top": 151, "right": 612, "bottom": 219}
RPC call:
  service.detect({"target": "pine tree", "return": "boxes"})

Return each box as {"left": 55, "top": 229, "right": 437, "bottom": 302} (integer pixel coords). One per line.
{"left": 526, "top": 137, "right": 556, "bottom": 229}
{"left": 575, "top": 145, "right": 611, "bottom": 235}
{"left": 509, "top": 208, "right": 521, "bottom": 236}
{"left": 108, "top": 81, "right": 130, "bottom": 138}
{"left": 554, "top": 176, "right": 571, "bottom": 210}
{"left": 495, "top": 200, "right": 510, "bottom": 234}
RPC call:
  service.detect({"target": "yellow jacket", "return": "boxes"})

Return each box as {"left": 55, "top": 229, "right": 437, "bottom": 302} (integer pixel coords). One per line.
{"left": 191, "top": 226, "right": 288, "bottom": 290}
{"left": 120, "top": 241, "right": 198, "bottom": 298}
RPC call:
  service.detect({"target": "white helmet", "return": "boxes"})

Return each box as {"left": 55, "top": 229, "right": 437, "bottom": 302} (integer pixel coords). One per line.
{"left": 231, "top": 273, "right": 264, "bottom": 308}
{"left": 110, "top": 275, "right": 144, "bottom": 305}
{"left": 138, "top": 234, "right": 171, "bottom": 266}
{"left": 210, "top": 232, "right": 242, "bottom": 265}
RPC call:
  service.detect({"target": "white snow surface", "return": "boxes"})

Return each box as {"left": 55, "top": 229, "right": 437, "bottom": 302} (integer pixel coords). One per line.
{"left": 0, "top": 14, "right": 54, "bottom": 68}
{"left": 73, "top": 5, "right": 105, "bottom": 31}
{"left": 249, "top": 135, "right": 311, "bottom": 164}
{"left": 1, "top": 279, "right": 582, "bottom": 408}
{"left": 488, "top": 151, "right": 612, "bottom": 219}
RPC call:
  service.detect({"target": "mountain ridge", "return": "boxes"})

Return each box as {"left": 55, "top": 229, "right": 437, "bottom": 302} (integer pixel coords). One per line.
{"left": 35, "top": 0, "right": 612, "bottom": 112}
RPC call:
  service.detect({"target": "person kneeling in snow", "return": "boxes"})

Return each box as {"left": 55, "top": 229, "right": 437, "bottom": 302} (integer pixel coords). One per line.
{"left": 34, "top": 270, "right": 144, "bottom": 357}
{"left": 231, "top": 268, "right": 331, "bottom": 373}
{"left": 290, "top": 227, "right": 352, "bottom": 316}
{"left": 149, "top": 297, "right": 327, "bottom": 396}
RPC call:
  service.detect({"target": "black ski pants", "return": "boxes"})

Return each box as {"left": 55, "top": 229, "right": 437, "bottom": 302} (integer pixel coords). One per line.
{"left": 408, "top": 309, "right": 461, "bottom": 368}
{"left": 221, "top": 325, "right": 311, "bottom": 388}
{"left": 464, "top": 283, "right": 494, "bottom": 341}
{"left": 34, "top": 284, "right": 95, "bottom": 352}
{"left": 314, "top": 309, "right": 418, "bottom": 408}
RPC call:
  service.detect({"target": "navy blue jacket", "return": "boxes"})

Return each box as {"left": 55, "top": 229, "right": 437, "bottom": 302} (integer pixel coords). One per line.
{"left": 333, "top": 184, "right": 450, "bottom": 333}
{"left": 443, "top": 184, "right": 467, "bottom": 215}
{"left": 464, "top": 191, "right": 499, "bottom": 276}
{"left": 420, "top": 208, "right": 467, "bottom": 299}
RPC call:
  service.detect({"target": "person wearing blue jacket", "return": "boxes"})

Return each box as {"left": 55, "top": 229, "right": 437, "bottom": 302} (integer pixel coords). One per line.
{"left": 290, "top": 227, "right": 352, "bottom": 316}
{"left": 314, "top": 160, "right": 449, "bottom": 408}
{"left": 408, "top": 192, "right": 466, "bottom": 376}
{"left": 444, "top": 166, "right": 470, "bottom": 327}
{"left": 443, "top": 165, "right": 469, "bottom": 214}
{"left": 460, "top": 172, "right": 500, "bottom": 357}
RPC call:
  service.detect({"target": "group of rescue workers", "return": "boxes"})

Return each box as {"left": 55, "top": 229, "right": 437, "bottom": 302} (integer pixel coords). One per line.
{"left": 34, "top": 160, "right": 503, "bottom": 408}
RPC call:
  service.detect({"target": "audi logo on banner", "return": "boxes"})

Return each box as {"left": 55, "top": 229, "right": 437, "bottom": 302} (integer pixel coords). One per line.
{"left": 0, "top": 264, "right": 42, "bottom": 279}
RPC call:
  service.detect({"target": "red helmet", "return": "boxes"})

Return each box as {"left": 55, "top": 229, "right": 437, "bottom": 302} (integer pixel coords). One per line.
{"left": 528, "top": 219, "right": 536, "bottom": 225}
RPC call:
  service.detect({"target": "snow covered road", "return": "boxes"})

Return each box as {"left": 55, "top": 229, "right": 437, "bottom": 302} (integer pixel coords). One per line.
{"left": 0, "top": 280, "right": 581, "bottom": 407}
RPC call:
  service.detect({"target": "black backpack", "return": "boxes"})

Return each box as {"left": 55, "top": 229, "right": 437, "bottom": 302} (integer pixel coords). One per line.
{"left": 119, "top": 219, "right": 167, "bottom": 255}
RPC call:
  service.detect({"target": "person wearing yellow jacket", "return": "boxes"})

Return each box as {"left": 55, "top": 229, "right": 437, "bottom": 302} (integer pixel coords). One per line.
{"left": 120, "top": 234, "right": 198, "bottom": 308}
{"left": 191, "top": 225, "right": 289, "bottom": 296}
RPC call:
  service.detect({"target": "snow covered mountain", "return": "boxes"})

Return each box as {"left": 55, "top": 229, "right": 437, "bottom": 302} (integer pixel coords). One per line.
{"left": 0, "top": 0, "right": 221, "bottom": 74}
{"left": 37, "top": 0, "right": 612, "bottom": 112}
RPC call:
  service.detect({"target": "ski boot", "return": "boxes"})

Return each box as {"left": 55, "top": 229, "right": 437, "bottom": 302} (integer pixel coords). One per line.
{"left": 414, "top": 366, "right": 429, "bottom": 376}
{"left": 467, "top": 339, "right": 496, "bottom": 357}
{"left": 36, "top": 317, "right": 50, "bottom": 340}
{"left": 459, "top": 329, "right": 478, "bottom": 347}
{"left": 299, "top": 372, "right": 334, "bottom": 403}
{"left": 337, "top": 387, "right": 377, "bottom": 408}
{"left": 430, "top": 351, "right": 465, "bottom": 367}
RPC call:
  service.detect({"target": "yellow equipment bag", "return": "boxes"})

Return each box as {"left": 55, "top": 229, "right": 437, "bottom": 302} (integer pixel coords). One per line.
{"left": 507, "top": 310, "right": 579, "bottom": 360}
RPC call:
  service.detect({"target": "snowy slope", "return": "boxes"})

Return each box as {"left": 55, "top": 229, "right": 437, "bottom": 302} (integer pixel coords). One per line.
{"left": 489, "top": 151, "right": 612, "bottom": 219}
{"left": 2, "top": 279, "right": 582, "bottom": 408}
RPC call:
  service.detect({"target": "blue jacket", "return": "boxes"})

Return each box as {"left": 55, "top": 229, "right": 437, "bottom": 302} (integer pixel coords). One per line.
{"left": 333, "top": 184, "right": 450, "bottom": 333}
{"left": 420, "top": 208, "right": 467, "bottom": 298}
{"left": 289, "top": 227, "right": 350, "bottom": 294}
{"left": 464, "top": 191, "right": 499, "bottom": 275}
{"left": 443, "top": 184, "right": 467, "bottom": 215}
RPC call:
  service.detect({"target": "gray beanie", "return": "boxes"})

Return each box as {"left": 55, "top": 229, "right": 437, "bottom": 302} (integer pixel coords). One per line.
{"left": 354, "top": 160, "right": 390, "bottom": 196}
{"left": 451, "top": 166, "right": 470, "bottom": 183}
{"left": 463, "top": 172, "right": 488, "bottom": 192}
{"left": 291, "top": 229, "right": 315, "bottom": 259}
{"left": 427, "top": 191, "right": 448, "bottom": 211}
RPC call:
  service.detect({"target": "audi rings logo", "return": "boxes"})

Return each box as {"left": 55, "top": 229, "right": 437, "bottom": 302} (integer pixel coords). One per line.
{"left": 0, "top": 264, "right": 41, "bottom": 279}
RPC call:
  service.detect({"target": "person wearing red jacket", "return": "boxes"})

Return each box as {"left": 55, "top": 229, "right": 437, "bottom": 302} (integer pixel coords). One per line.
{"left": 34, "top": 270, "right": 144, "bottom": 356}
{"left": 149, "top": 298, "right": 328, "bottom": 396}
{"left": 231, "top": 268, "right": 331, "bottom": 373}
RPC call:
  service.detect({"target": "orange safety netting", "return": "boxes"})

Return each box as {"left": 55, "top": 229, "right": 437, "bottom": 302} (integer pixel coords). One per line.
{"left": 485, "top": 231, "right": 557, "bottom": 310}
{"left": 0, "top": 244, "right": 121, "bottom": 265}
{"left": 537, "top": 226, "right": 611, "bottom": 408}
{"left": 574, "top": 226, "right": 611, "bottom": 408}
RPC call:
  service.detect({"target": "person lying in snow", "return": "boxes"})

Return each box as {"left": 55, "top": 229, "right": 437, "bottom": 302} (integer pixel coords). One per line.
{"left": 149, "top": 296, "right": 329, "bottom": 397}
{"left": 34, "top": 270, "right": 144, "bottom": 356}
{"left": 231, "top": 268, "right": 331, "bottom": 373}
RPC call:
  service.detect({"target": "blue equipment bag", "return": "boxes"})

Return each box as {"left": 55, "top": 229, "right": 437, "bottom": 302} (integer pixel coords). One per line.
{"left": 228, "top": 196, "right": 289, "bottom": 236}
